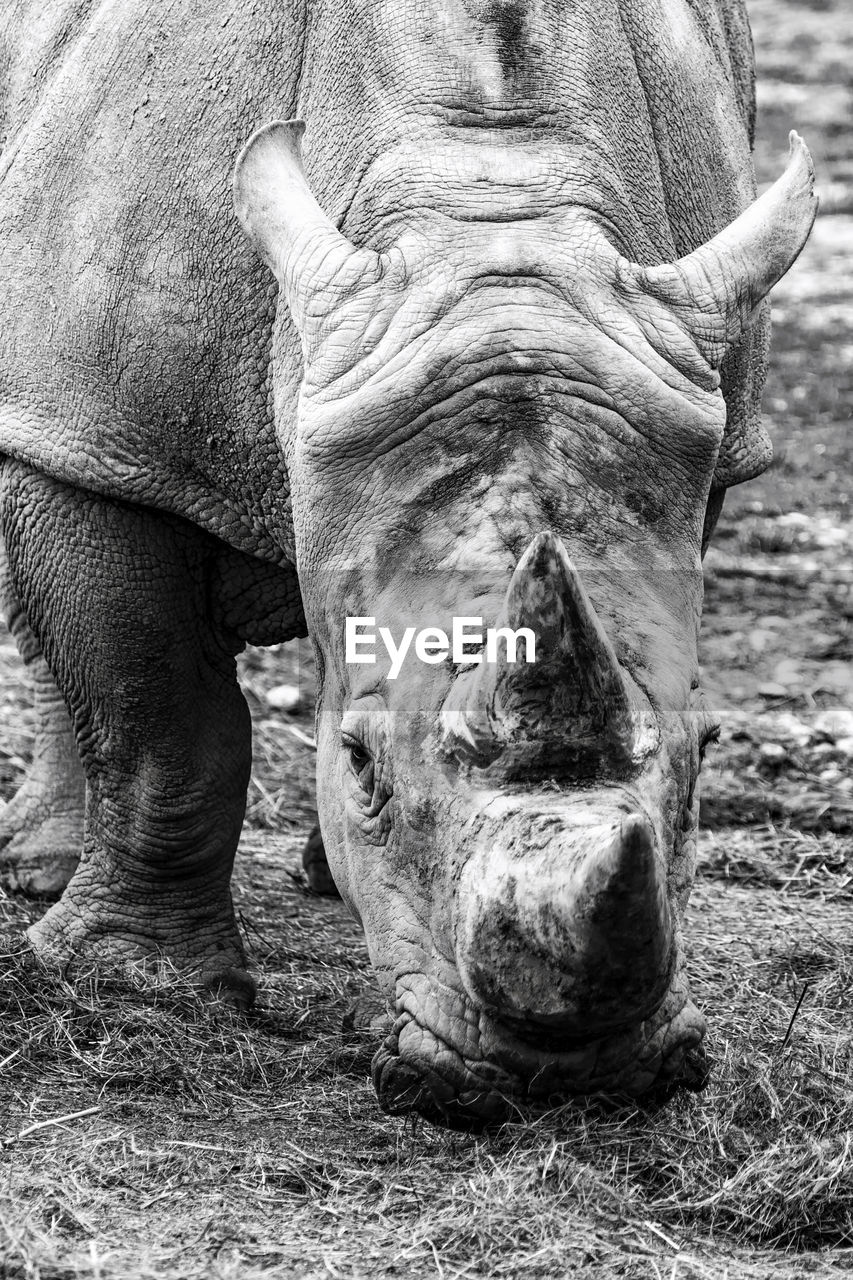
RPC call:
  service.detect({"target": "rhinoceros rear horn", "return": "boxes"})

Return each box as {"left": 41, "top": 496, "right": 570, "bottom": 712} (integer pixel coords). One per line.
{"left": 634, "top": 132, "right": 818, "bottom": 367}
{"left": 441, "top": 532, "right": 658, "bottom": 769}
{"left": 232, "top": 119, "right": 380, "bottom": 336}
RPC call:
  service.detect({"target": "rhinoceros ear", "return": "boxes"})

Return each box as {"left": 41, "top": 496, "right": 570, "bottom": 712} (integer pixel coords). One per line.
{"left": 635, "top": 133, "right": 818, "bottom": 368}
{"left": 232, "top": 120, "right": 380, "bottom": 335}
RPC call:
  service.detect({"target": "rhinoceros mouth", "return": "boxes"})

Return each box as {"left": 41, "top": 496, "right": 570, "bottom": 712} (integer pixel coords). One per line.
{"left": 370, "top": 969, "right": 708, "bottom": 1130}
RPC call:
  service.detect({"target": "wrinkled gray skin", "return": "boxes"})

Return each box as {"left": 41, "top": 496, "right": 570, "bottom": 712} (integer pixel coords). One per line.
{"left": 0, "top": 0, "right": 816, "bottom": 1126}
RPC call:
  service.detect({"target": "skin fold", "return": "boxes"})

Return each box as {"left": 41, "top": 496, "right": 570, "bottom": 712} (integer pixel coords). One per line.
{"left": 0, "top": 0, "right": 816, "bottom": 1125}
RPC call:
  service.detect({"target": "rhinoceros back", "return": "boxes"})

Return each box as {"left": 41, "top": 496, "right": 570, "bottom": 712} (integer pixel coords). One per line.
{"left": 1, "top": 0, "right": 773, "bottom": 549}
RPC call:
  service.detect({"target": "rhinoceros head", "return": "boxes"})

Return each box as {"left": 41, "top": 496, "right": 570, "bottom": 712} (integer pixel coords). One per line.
{"left": 234, "top": 123, "right": 816, "bottom": 1126}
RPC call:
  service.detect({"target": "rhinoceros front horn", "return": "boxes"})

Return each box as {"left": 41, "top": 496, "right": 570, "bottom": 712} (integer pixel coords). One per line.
{"left": 232, "top": 119, "right": 381, "bottom": 336}
{"left": 441, "top": 532, "right": 657, "bottom": 771}
{"left": 456, "top": 808, "right": 674, "bottom": 1034}
{"left": 631, "top": 132, "right": 818, "bottom": 367}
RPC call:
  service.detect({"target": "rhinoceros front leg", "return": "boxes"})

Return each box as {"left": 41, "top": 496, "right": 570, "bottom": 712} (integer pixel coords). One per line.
{"left": 0, "top": 537, "right": 85, "bottom": 898}
{"left": 0, "top": 461, "right": 254, "bottom": 1004}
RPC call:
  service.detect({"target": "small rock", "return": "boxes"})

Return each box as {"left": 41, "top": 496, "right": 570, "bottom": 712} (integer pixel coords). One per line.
{"left": 758, "top": 683, "right": 789, "bottom": 700}
{"left": 814, "top": 663, "right": 853, "bottom": 697}
{"left": 265, "top": 683, "right": 303, "bottom": 713}
{"left": 813, "top": 525, "right": 849, "bottom": 550}
{"left": 759, "top": 742, "right": 788, "bottom": 764}
{"left": 814, "top": 708, "right": 853, "bottom": 742}
{"left": 819, "top": 767, "right": 843, "bottom": 786}
{"left": 772, "top": 658, "right": 804, "bottom": 689}
{"left": 776, "top": 513, "right": 811, "bottom": 528}
{"left": 835, "top": 737, "right": 853, "bottom": 761}
{"left": 772, "top": 712, "right": 813, "bottom": 746}
{"left": 748, "top": 628, "right": 775, "bottom": 653}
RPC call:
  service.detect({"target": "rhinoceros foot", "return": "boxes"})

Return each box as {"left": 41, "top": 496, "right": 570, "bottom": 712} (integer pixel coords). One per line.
{"left": 0, "top": 786, "right": 83, "bottom": 900}
{"left": 370, "top": 964, "right": 707, "bottom": 1130}
{"left": 26, "top": 864, "right": 255, "bottom": 1010}
{"left": 342, "top": 985, "right": 394, "bottom": 1039}
{"left": 301, "top": 824, "right": 340, "bottom": 897}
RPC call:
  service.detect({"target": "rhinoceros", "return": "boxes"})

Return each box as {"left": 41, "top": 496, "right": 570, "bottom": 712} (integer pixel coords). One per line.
{"left": 0, "top": 0, "right": 816, "bottom": 1125}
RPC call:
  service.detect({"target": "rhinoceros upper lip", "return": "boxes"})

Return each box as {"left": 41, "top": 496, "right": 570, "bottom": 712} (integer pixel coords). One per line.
{"left": 387, "top": 957, "right": 680, "bottom": 1084}
{"left": 486, "top": 961, "right": 676, "bottom": 1050}
{"left": 373, "top": 974, "right": 706, "bottom": 1129}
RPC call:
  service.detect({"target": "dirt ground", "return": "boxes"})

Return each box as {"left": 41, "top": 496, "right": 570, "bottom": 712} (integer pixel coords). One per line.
{"left": 0, "top": 2, "right": 850, "bottom": 1277}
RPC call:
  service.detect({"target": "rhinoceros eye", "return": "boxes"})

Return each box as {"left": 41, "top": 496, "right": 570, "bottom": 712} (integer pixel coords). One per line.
{"left": 342, "top": 734, "right": 374, "bottom": 791}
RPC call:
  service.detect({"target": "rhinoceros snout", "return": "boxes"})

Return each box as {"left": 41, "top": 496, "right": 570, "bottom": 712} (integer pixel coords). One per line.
{"left": 455, "top": 812, "right": 674, "bottom": 1039}
{"left": 370, "top": 965, "right": 708, "bottom": 1128}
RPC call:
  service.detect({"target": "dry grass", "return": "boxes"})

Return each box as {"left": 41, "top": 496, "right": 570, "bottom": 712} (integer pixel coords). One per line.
{"left": 0, "top": 868, "right": 850, "bottom": 1278}
{"left": 0, "top": 877, "right": 851, "bottom": 1280}
{"left": 0, "top": 784, "right": 850, "bottom": 1277}
{"left": 698, "top": 827, "right": 850, "bottom": 898}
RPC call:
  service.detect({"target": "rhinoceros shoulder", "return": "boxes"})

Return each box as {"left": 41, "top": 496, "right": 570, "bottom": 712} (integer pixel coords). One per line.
{"left": 0, "top": 0, "right": 305, "bottom": 562}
